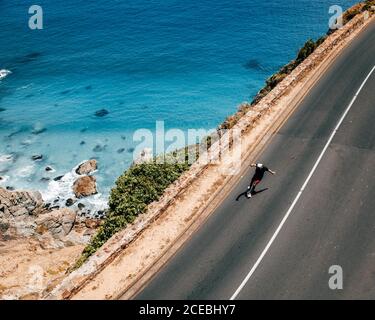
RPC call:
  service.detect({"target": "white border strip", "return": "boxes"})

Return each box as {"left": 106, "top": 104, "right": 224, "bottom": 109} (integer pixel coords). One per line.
{"left": 230, "top": 65, "right": 375, "bottom": 300}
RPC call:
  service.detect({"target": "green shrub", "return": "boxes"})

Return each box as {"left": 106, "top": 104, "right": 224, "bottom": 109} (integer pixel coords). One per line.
{"left": 296, "top": 39, "right": 317, "bottom": 63}
{"left": 109, "top": 162, "right": 189, "bottom": 217}
{"left": 315, "top": 36, "right": 327, "bottom": 47}
{"left": 363, "top": 0, "right": 375, "bottom": 11}
{"left": 343, "top": 7, "right": 362, "bottom": 24}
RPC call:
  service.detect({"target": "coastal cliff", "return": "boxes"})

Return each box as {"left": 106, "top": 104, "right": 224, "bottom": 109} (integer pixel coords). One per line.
{"left": 1, "top": 0, "right": 374, "bottom": 300}
{"left": 0, "top": 160, "right": 102, "bottom": 299}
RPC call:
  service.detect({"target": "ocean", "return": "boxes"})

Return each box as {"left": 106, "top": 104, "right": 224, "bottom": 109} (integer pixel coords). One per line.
{"left": 0, "top": 0, "right": 357, "bottom": 212}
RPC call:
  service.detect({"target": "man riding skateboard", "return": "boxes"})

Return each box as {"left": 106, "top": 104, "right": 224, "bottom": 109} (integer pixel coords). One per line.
{"left": 247, "top": 163, "right": 276, "bottom": 198}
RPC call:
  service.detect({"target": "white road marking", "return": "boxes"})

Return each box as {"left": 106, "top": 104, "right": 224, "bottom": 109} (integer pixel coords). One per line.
{"left": 230, "top": 65, "right": 375, "bottom": 300}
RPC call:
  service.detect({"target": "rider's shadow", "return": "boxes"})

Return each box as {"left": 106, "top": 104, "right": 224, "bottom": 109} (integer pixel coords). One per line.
{"left": 236, "top": 188, "right": 269, "bottom": 201}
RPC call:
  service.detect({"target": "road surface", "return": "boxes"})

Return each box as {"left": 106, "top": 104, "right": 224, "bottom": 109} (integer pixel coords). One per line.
{"left": 136, "top": 20, "right": 375, "bottom": 300}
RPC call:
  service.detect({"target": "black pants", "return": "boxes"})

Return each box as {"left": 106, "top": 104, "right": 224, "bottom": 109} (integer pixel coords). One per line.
{"left": 249, "top": 176, "right": 262, "bottom": 193}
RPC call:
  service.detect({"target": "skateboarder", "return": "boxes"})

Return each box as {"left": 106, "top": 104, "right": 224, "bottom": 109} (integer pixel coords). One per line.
{"left": 247, "top": 163, "right": 276, "bottom": 198}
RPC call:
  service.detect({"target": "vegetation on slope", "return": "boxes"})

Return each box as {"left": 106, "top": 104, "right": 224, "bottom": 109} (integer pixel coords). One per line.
{"left": 74, "top": 147, "right": 196, "bottom": 268}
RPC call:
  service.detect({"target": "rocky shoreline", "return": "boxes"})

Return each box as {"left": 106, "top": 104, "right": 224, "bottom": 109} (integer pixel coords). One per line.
{"left": 0, "top": 160, "right": 104, "bottom": 299}
{"left": 0, "top": 159, "right": 103, "bottom": 244}
{"left": 0, "top": 187, "right": 101, "bottom": 246}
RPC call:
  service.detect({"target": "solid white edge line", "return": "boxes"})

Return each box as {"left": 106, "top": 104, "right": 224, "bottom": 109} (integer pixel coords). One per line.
{"left": 230, "top": 65, "right": 375, "bottom": 300}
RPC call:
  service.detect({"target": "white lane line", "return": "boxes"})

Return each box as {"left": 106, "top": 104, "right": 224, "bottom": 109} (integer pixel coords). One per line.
{"left": 230, "top": 65, "right": 375, "bottom": 300}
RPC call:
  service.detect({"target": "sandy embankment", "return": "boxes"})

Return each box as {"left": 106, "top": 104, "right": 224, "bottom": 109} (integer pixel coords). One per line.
{"left": 0, "top": 238, "right": 84, "bottom": 300}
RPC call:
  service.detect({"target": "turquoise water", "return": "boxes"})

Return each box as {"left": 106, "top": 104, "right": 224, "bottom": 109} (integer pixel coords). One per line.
{"left": 0, "top": 0, "right": 357, "bottom": 210}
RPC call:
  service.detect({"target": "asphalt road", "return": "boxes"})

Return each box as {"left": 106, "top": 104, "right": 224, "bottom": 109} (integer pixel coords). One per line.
{"left": 136, "top": 20, "right": 375, "bottom": 300}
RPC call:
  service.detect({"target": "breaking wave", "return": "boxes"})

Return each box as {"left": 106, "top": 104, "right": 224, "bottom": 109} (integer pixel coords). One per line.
{"left": 0, "top": 69, "right": 11, "bottom": 80}
{"left": 41, "top": 161, "right": 108, "bottom": 218}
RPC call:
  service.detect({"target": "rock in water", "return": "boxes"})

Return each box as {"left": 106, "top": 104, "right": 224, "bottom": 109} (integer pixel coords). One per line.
{"left": 77, "top": 203, "right": 85, "bottom": 210}
{"left": 31, "top": 155, "right": 43, "bottom": 161}
{"left": 94, "top": 109, "right": 109, "bottom": 117}
{"left": 75, "top": 159, "right": 97, "bottom": 175}
{"left": 93, "top": 145, "right": 105, "bottom": 152}
{"left": 72, "top": 176, "right": 97, "bottom": 198}
{"left": 65, "top": 198, "right": 76, "bottom": 207}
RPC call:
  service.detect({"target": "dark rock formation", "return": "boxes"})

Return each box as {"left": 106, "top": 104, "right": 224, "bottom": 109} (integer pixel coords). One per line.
{"left": 32, "top": 155, "right": 43, "bottom": 161}
{"left": 93, "top": 145, "right": 106, "bottom": 152}
{"left": 94, "top": 109, "right": 109, "bottom": 117}
{"left": 65, "top": 198, "right": 76, "bottom": 207}
{"left": 75, "top": 159, "right": 97, "bottom": 175}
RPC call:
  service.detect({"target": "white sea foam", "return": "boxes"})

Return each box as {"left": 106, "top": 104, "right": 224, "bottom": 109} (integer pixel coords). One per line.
{"left": 81, "top": 193, "right": 108, "bottom": 212}
{"left": 41, "top": 160, "right": 108, "bottom": 217}
{"left": 0, "top": 154, "right": 13, "bottom": 163}
{"left": 0, "top": 69, "right": 11, "bottom": 80}
{"left": 0, "top": 175, "right": 10, "bottom": 184}
{"left": 43, "top": 166, "right": 78, "bottom": 204}
{"left": 20, "top": 139, "right": 34, "bottom": 146}
{"left": 17, "top": 84, "right": 33, "bottom": 90}
{"left": 16, "top": 165, "right": 35, "bottom": 178}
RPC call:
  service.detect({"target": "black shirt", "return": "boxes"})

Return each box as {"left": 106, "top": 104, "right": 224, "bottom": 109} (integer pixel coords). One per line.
{"left": 253, "top": 165, "right": 269, "bottom": 180}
